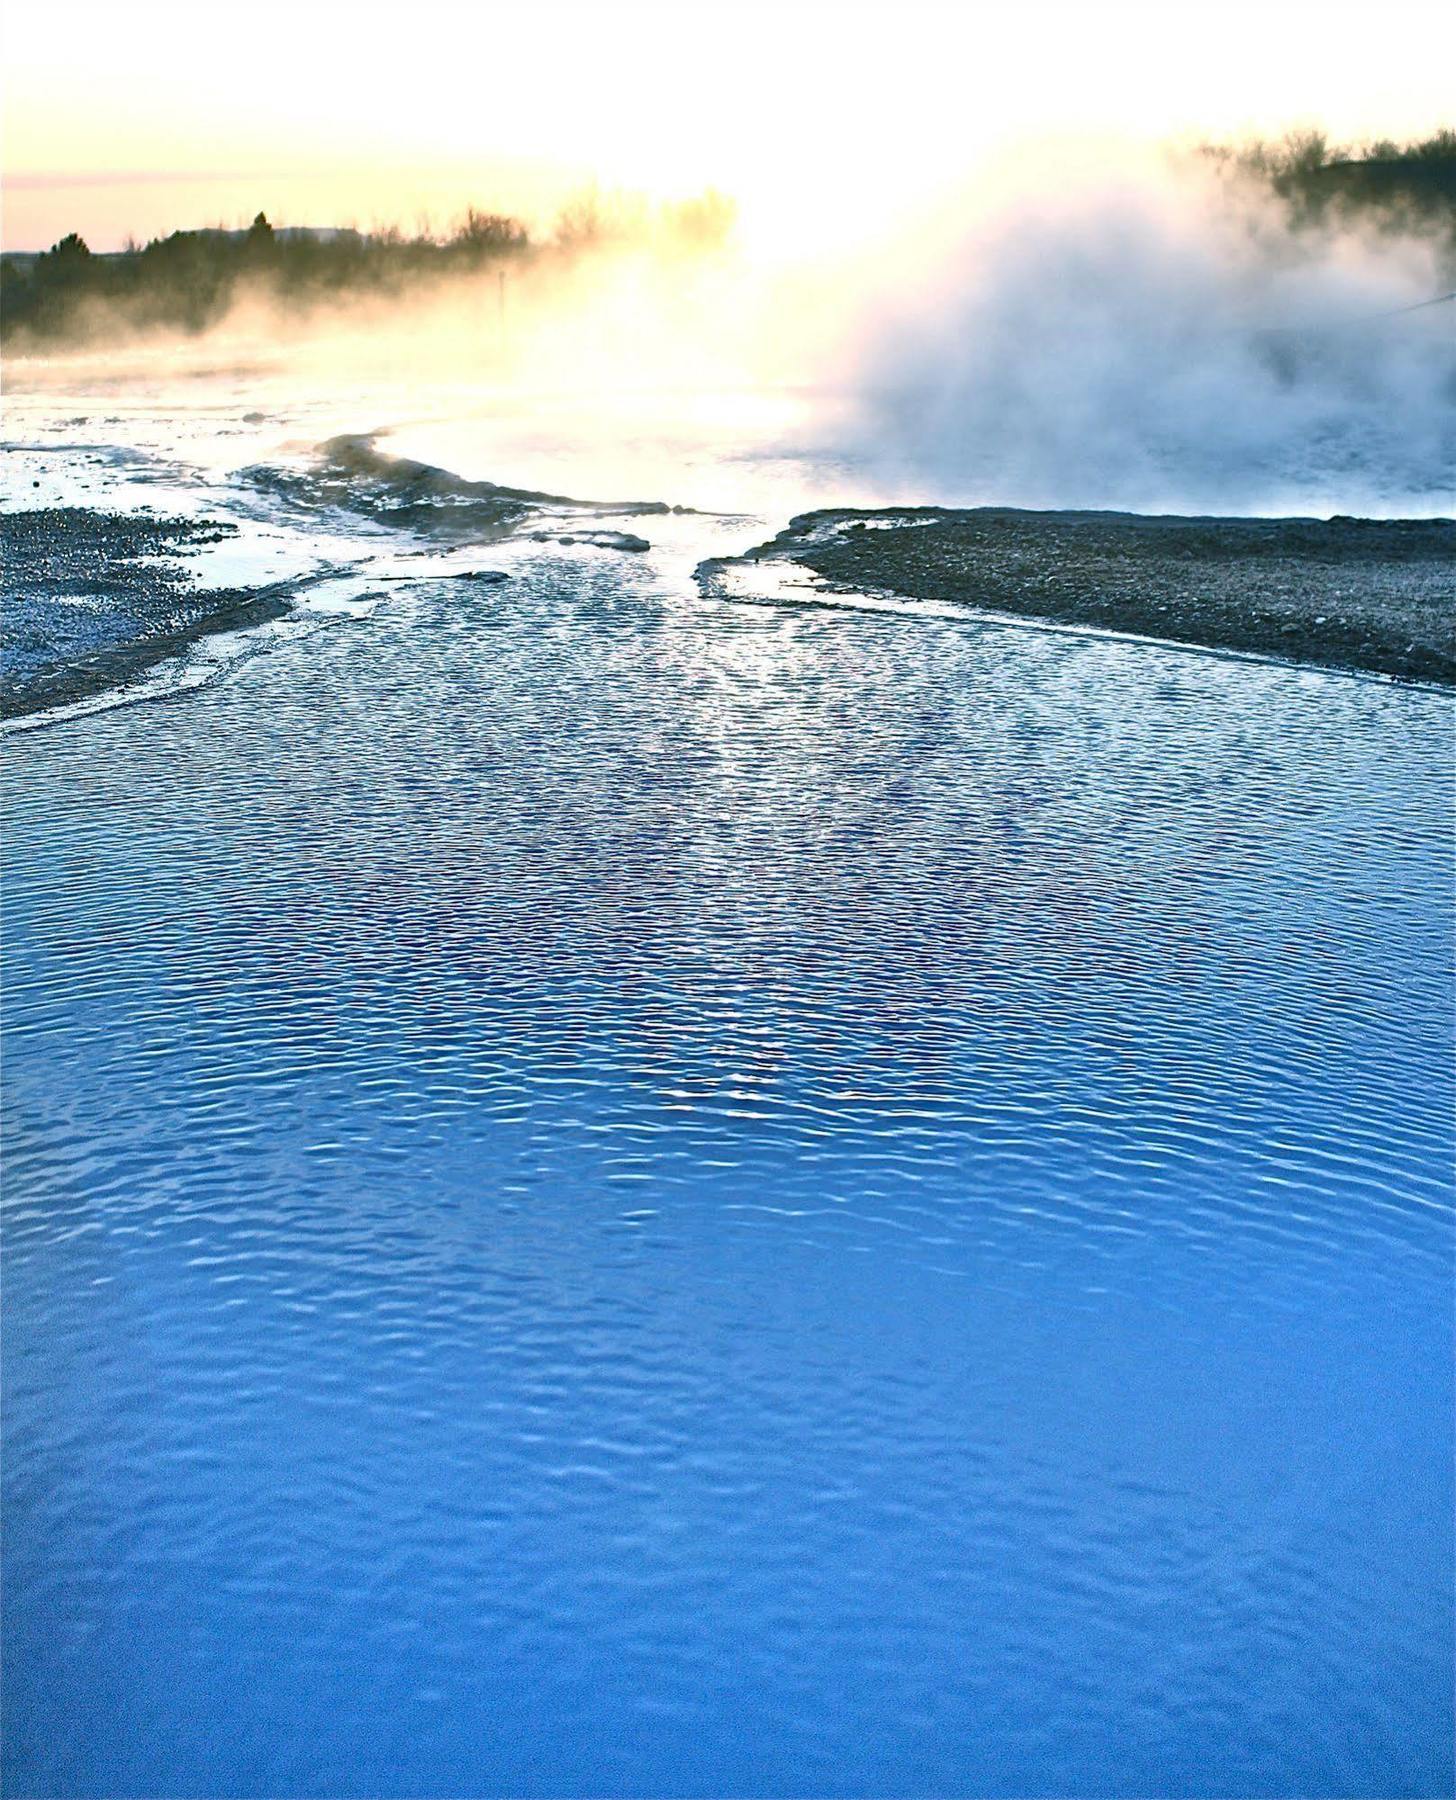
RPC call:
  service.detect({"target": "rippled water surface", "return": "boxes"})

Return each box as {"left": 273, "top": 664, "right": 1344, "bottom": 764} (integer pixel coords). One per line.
{"left": 4, "top": 546, "right": 1453, "bottom": 1797}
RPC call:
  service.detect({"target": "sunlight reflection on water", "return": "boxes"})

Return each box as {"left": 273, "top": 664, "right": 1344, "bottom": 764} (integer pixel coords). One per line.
{"left": 4, "top": 526, "right": 1452, "bottom": 1796}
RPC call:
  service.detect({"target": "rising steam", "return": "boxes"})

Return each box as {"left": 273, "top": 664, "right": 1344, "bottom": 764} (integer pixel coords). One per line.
{"left": 5, "top": 141, "right": 1453, "bottom": 520}
{"left": 813, "top": 149, "right": 1455, "bottom": 515}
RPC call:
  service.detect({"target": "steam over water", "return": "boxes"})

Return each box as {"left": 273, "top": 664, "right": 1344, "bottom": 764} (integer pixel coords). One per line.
{"left": 3, "top": 151, "right": 1454, "bottom": 1799}
{"left": 6, "top": 156, "right": 1453, "bottom": 523}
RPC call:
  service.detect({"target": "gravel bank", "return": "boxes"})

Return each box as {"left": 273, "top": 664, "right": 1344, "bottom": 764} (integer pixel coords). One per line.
{"left": 1, "top": 508, "right": 293, "bottom": 719}
{"left": 698, "top": 508, "right": 1456, "bottom": 686}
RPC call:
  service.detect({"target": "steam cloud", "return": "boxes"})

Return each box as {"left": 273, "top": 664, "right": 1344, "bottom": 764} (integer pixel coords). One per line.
{"left": 7, "top": 150, "right": 1453, "bottom": 521}
{"left": 820, "top": 160, "right": 1455, "bottom": 516}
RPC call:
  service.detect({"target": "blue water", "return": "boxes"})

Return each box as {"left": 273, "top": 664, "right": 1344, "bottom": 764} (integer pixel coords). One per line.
{"left": 3, "top": 556, "right": 1453, "bottom": 1798}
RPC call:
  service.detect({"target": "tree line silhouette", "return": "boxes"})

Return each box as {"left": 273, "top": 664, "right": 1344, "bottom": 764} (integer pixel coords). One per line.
{"left": 0, "top": 190, "right": 736, "bottom": 346}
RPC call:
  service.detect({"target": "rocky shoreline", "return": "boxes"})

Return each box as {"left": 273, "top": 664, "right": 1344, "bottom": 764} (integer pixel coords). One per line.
{"left": 1, "top": 508, "right": 293, "bottom": 720}
{"left": 697, "top": 508, "right": 1456, "bottom": 687}
{"left": 7, "top": 500, "right": 1454, "bottom": 724}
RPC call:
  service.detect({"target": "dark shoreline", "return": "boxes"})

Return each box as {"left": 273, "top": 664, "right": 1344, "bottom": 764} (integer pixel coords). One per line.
{"left": 7, "top": 500, "right": 1454, "bottom": 724}
{"left": 1, "top": 508, "right": 293, "bottom": 720}
{"left": 697, "top": 507, "right": 1456, "bottom": 688}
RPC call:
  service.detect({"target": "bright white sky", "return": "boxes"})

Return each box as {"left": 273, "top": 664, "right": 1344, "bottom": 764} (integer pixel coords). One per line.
{"left": 4, "top": 0, "right": 1453, "bottom": 250}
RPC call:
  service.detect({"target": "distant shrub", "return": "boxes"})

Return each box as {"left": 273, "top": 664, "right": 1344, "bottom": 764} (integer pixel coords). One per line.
{"left": 1202, "top": 129, "right": 1456, "bottom": 272}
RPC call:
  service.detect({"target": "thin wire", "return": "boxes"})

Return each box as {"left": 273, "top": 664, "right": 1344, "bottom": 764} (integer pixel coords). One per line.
{"left": 1369, "top": 289, "right": 1456, "bottom": 320}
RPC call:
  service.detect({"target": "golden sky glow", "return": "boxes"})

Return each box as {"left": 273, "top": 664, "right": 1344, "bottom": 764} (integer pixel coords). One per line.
{"left": 4, "top": 0, "right": 1453, "bottom": 251}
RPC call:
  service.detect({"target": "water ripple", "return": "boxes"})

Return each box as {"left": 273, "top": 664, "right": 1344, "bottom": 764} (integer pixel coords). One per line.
{"left": 3, "top": 557, "right": 1452, "bottom": 1798}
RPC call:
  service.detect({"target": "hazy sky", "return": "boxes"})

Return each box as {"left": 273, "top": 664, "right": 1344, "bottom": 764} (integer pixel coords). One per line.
{"left": 4, "top": 0, "right": 1453, "bottom": 250}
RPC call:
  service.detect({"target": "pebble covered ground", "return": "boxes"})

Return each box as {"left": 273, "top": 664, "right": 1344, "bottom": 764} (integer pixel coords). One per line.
{"left": 1, "top": 508, "right": 293, "bottom": 719}
{"left": 700, "top": 508, "right": 1456, "bottom": 686}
